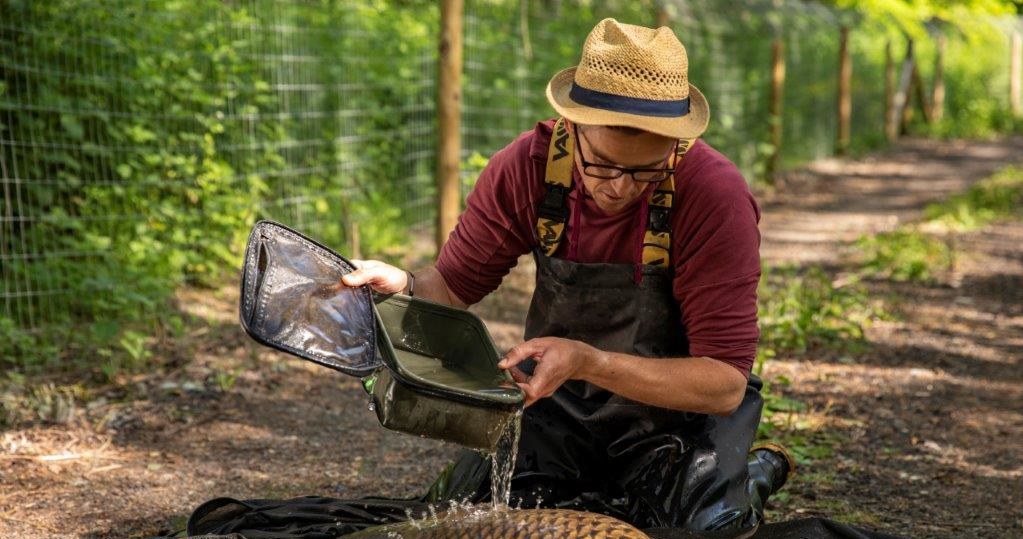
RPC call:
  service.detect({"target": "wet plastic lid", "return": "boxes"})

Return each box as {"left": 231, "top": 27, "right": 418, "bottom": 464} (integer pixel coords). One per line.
{"left": 239, "top": 220, "right": 382, "bottom": 377}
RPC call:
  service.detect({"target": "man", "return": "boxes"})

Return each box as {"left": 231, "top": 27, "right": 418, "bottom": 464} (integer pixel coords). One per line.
{"left": 342, "top": 18, "right": 792, "bottom": 535}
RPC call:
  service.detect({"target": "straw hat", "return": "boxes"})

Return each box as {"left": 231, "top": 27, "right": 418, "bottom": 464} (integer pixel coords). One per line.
{"left": 546, "top": 18, "right": 709, "bottom": 140}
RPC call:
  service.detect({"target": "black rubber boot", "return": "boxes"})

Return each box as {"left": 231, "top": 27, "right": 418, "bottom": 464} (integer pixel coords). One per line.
{"left": 746, "top": 442, "right": 795, "bottom": 521}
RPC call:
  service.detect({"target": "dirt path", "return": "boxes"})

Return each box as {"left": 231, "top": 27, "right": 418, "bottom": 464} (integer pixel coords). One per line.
{"left": 754, "top": 137, "right": 1023, "bottom": 538}
{"left": 1, "top": 137, "right": 1021, "bottom": 539}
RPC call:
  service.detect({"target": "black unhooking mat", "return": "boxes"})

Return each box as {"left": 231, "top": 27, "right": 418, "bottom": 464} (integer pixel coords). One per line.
{"left": 152, "top": 496, "right": 905, "bottom": 539}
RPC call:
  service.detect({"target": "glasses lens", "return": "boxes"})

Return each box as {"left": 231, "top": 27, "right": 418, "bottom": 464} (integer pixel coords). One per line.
{"left": 584, "top": 165, "right": 624, "bottom": 180}
{"left": 632, "top": 170, "right": 672, "bottom": 183}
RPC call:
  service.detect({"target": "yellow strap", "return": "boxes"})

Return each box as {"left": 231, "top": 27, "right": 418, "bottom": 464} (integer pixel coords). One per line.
{"left": 538, "top": 118, "right": 698, "bottom": 268}
{"left": 537, "top": 118, "right": 574, "bottom": 256}
{"left": 641, "top": 138, "right": 696, "bottom": 269}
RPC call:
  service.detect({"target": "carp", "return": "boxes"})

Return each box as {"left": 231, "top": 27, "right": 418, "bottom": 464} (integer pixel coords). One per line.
{"left": 346, "top": 507, "right": 651, "bottom": 538}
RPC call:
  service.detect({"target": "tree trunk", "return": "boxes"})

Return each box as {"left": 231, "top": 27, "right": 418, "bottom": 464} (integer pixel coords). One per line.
{"left": 884, "top": 41, "right": 897, "bottom": 141}
{"left": 836, "top": 26, "right": 851, "bottom": 155}
{"left": 932, "top": 33, "right": 945, "bottom": 123}
{"left": 767, "top": 38, "right": 785, "bottom": 183}
{"left": 436, "top": 0, "right": 464, "bottom": 255}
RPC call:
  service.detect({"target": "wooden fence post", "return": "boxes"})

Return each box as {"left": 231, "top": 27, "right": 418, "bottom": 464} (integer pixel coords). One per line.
{"left": 656, "top": 1, "right": 671, "bottom": 28}
{"left": 436, "top": 0, "right": 464, "bottom": 254}
{"left": 910, "top": 60, "right": 932, "bottom": 124}
{"left": 836, "top": 26, "right": 851, "bottom": 156}
{"left": 767, "top": 38, "right": 785, "bottom": 183}
{"left": 884, "top": 41, "right": 896, "bottom": 141}
{"left": 1012, "top": 31, "right": 1022, "bottom": 118}
{"left": 932, "top": 33, "right": 945, "bottom": 123}
{"left": 351, "top": 222, "right": 361, "bottom": 260}
{"left": 892, "top": 38, "right": 916, "bottom": 136}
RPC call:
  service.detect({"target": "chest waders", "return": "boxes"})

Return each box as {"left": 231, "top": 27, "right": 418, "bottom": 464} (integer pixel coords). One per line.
{"left": 425, "top": 119, "right": 765, "bottom": 534}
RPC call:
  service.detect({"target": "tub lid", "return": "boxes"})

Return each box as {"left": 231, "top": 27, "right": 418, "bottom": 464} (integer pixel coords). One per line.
{"left": 239, "top": 220, "right": 382, "bottom": 377}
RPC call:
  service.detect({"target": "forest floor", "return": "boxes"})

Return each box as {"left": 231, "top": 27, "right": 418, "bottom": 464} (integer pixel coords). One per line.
{"left": 2, "top": 137, "right": 1022, "bottom": 539}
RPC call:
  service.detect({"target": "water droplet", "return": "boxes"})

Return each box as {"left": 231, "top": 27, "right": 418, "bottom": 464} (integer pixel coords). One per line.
{"left": 367, "top": 401, "right": 375, "bottom": 412}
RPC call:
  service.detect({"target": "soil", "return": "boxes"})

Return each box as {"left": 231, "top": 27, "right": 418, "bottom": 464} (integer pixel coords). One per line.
{"left": 1, "top": 137, "right": 1022, "bottom": 539}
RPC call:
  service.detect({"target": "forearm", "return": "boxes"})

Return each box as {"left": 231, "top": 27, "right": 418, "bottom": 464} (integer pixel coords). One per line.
{"left": 581, "top": 352, "right": 748, "bottom": 415}
{"left": 408, "top": 266, "right": 469, "bottom": 309}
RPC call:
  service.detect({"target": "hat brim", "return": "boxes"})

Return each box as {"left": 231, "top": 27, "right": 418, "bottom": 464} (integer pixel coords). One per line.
{"left": 545, "top": 66, "right": 710, "bottom": 140}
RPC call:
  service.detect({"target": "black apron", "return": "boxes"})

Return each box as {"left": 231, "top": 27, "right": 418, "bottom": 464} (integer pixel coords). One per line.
{"left": 426, "top": 248, "right": 765, "bottom": 534}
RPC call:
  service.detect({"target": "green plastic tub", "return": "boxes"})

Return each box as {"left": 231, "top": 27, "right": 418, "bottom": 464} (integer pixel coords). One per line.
{"left": 367, "top": 293, "right": 522, "bottom": 451}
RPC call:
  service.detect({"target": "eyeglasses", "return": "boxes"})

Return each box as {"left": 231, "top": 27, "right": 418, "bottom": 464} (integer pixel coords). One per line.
{"left": 574, "top": 126, "right": 677, "bottom": 183}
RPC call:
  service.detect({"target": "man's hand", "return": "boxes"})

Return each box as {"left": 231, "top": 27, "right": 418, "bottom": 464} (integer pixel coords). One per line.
{"left": 498, "top": 337, "right": 607, "bottom": 407}
{"left": 340, "top": 259, "right": 408, "bottom": 294}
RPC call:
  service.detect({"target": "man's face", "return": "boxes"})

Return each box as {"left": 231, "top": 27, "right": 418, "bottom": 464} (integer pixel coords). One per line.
{"left": 572, "top": 123, "right": 676, "bottom": 214}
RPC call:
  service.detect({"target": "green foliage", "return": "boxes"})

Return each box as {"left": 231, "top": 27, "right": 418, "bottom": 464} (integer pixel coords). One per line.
{"left": 826, "top": 0, "right": 1022, "bottom": 141}
{"left": 754, "top": 264, "right": 876, "bottom": 460}
{"left": 755, "top": 373, "right": 844, "bottom": 464}
{"left": 351, "top": 190, "right": 410, "bottom": 264}
{"left": 462, "top": 152, "right": 491, "bottom": 192}
{"left": 913, "top": 21, "right": 1023, "bottom": 139}
{"left": 856, "top": 228, "right": 953, "bottom": 282}
{"left": 826, "top": 0, "right": 1016, "bottom": 37}
{"left": 757, "top": 265, "right": 880, "bottom": 362}
{"left": 0, "top": 0, "right": 440, "bottom": 372}
{"left": 857, "top": 164, "right": 1022, "bottom": 282}
{"left": 923, "top": 164, "right": 1023, "bottom": 229}
{"left": 1, "top": 0, "right": 1019, "bottom": 376}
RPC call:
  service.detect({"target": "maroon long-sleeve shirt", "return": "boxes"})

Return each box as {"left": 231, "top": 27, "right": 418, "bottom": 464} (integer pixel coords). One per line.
{"left": 436, "top": 119, "right": 761, "bottom": 375}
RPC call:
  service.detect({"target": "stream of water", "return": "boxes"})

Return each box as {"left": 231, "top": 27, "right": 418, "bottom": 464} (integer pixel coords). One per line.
{"left": 489, "top": 409, "right": 523, "bottom": 509}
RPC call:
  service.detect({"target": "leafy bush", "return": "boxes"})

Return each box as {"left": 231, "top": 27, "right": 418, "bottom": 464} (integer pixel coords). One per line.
{"left": 0, "top": 0, "right": 440, "bottom": 372}
{"left": 923, "top": 165, "right": 1023, "bottom": 230}
{"left": 856, "top": 228, "right": 954, "bottom": 282}
{"left": 757, "top": 265, "right": 880, "bottom": 363}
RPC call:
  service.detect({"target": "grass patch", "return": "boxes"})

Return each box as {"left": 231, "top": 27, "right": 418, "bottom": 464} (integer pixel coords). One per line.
{"left": 755, "top": 372, "right": 848, "bottom": 466}
{"left": 755, "top": 265, "right": 881, "bottom": 459}
{"left": 923, "top": 165, "right": 1023, "bottom": 231}
{"left": 758, "top": 265, "right": 882, "bottom": 361}
{"left": 856, "top": 228, "right": 954, "bottom": 283}
{"left": 856, "top": 164, "right": 1023, "bottom": 283}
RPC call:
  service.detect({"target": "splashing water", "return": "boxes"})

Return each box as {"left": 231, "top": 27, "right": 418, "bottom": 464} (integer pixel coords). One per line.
{"left": 489, "top": 409, "right": 523, "bottom": 509}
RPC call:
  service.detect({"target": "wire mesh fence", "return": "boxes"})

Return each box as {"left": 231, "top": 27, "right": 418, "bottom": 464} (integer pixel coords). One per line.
{"left": 0, "top": 0, "right": 439, "bottom": 355}
{"left": 0, "top": 0, "right": 1019, "bottom": 363}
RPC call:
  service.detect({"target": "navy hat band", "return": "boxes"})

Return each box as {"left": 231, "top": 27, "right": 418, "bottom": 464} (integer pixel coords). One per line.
{"left": 569, "top": 82, "right": 690, "bottom": 118}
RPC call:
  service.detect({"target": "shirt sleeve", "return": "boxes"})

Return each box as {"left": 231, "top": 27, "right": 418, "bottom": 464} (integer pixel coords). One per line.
{"left": 672, "top": 147, "right": 762, "bottom": 376}
{"left": 435, "top": 133, "right": 541, "bottom": 306}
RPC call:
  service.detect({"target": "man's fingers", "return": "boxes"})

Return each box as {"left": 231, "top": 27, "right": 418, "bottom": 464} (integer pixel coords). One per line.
{"left": 341, "top": 268, "right": 370, "bottom": 286}
{"left": 524, "top": 370, "right": 555, "bottom": 401}
{"left": 498, "top": 339, "right": 547, "bottom": 369}
{"left": 508, "top": 366, "right": 530, "bottom": 384}
{"left": 341, "top": 264, "right": 389, "bottom": 287}
{"left": 515, "top": 383, "right": 538, "bottom": 407}
{"left": 340, "top": 269, "right": 363, "bottom": 286}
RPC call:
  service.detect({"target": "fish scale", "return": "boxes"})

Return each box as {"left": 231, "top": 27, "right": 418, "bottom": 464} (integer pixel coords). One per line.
{"left": 346, "top": 508, "right": 651, "bottom": 539}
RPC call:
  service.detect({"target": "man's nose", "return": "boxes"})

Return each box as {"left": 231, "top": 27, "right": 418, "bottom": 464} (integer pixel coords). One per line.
{"left": 608, "top": 176, "right": 635, "bottom": 196}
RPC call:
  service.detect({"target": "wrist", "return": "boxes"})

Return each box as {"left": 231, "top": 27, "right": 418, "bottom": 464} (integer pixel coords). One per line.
{"left": 581, "top": 347, "right": 612, "bottom": 381}
{"left": 402, "top": 270, "right": 415, "bottom": 296}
